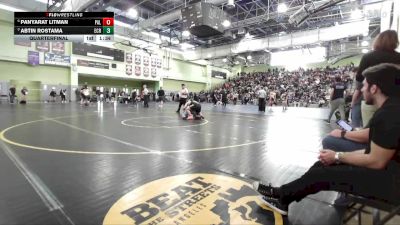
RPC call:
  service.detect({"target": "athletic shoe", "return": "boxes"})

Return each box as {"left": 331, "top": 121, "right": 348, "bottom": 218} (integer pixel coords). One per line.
{"left": 252, "top": 181, "right": 276, "bottom": 198}
{"left": 333, "top": 192, "right": 350, "bottom": 206}
{"left": 259, "top": 196, "right": 288, "bottom": 215}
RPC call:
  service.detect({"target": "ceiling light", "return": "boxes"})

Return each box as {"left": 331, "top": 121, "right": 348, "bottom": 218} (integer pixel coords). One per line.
{"left": 222, "top": 58, "right": 228, "bottom": 62}
{"left": 182, "top": 30, "right": 190, "bottom": 37}
{"left": 247, "top": 55, "right": 252, "bottom": 60}
{"left": 361, "top": 40, "right": 368, "bottom": 47}
{"left": 127, "top": 8, "right": 138, "bottom": 18}
{"left": 351, "top": 9, "right": 362, "bottom": 20}
{"left": 362, "top": 49, "right": 369, "bottom": 54}
{"left": 277, "top": 3, "right": 288, "bottom": 13}
{"left": 227, "top": 0, "right": 235, "bottom": 7}
{"left": 222, "top": 20, "right": 231, "bottom": 27}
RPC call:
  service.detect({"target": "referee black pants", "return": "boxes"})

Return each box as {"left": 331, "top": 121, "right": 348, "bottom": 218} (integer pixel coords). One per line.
{"left": 144, "top": 95, "right": 149, "bottom": 107}
{"left": 279, "top": 161, "right": 400, "bottom": 205}
{"left": 258, "top": 98, "right": 266, "bottom": 111}
{"left": 177, "top": 98, "right": 187, "bottom": 112}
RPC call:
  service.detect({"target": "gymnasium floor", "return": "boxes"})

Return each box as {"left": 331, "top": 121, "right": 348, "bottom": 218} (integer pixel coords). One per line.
{"left": 0, "top": 102, "right": 346, "bottom": 225}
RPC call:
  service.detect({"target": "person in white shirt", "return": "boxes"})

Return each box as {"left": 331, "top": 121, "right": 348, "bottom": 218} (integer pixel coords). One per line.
{"left": 142, "top": 84, "right": 149, "bottom": 108}
{"left": 258, "top": 87, "right": 267, "bottom": 112}
{"left": 176, "top": 84, "right": 189, "bottom": 112}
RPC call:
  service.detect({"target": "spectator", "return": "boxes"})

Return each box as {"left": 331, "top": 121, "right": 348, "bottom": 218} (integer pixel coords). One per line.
{"left": 60, "top": 88, "right": 67, "bottom": 103}
{"left": 157, "top": 87, "right": 165, "bottom": 107}
{"left": 353, "top": 30, "right": 400, "bottom": 127}
{"left": 253, "top": 63, "right": 400, "bottom": 215}
{"left": 9, "top": 85, "right": 16, "bottom": 104}
{"left": 49, "top": 87, "right": 57, "bottom": 102}
{"left": 142, "top": 84, "right": 149, "bottom": 108}
{"left": 20, "top": 86, "right": 28, "bottom": 104}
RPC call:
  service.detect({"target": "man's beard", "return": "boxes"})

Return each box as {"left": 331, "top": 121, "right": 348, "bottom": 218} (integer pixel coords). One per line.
{"left": 365, "top": 97, "right": 374, "bottom": 105}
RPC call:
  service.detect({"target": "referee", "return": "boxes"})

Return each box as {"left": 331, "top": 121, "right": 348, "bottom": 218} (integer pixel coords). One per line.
{"left": 176, "top": 84, "right": 188, "bottom": 113}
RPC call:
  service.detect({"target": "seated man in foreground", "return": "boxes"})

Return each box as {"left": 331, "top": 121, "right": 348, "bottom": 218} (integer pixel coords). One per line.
{"left": 253, "top": 63, "right": 400, "bottom": 215}
{"left": 182, "top": 99, "right": 204, "bottom": 120}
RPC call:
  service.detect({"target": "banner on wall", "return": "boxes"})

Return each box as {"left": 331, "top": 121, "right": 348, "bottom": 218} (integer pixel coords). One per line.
{"left": 51, "top": 42, "right": 65, "bottom": 54}
{"left": 36, "top": 42, "right": 49, "bottom": 52}
{"left": 15, "top": 40, "right": 31, "bottom": 47}
{"left": 44, "top": 53, "right": 70, "bottom": 67}
{"left": 156, "top": 58, "right": 162, "bottom": 68}
{"left": 135, "top": 54, "right": 141, "bottom": 65}
{"left": 151, "top": 68, "right": 157, "bottom": 78}
{"left": 143, "top": 67, "right": 149, "bottom": 77}
{"left": 143, "top": 56, "right": 149, "bottom": 66}
{"left": 77, "top": 59, "right": 109, "bottom": 69}
{"left": 151, "top": 58, "right": 156, "bottom": 67}
{"left": 126, "top": 53, "right": 132, "bottom": 64}
{"left": 211, "top": 70, "right": 227, "bottom": 79}
{"left": 135, "top": 66, "right": 141, "bottom": 76}
{"left": 126, "top": 65, "right": 132, "bottom": 75}
{"left": 28, "top": 51, "right": 39, "bottom": 66}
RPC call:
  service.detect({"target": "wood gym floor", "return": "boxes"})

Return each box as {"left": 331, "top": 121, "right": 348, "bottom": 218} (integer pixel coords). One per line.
{"left": 0, "top": 102, "right": 350, "bottom": 225}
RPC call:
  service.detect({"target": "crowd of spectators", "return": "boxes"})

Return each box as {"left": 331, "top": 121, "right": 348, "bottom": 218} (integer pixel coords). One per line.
{"left": 205, "top": 65, "right": 355, "bottom": 107}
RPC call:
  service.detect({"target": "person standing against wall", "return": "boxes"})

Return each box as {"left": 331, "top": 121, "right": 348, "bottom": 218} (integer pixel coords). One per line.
{"left": 131, "top": 89, "right": 137, "bottom": 105}
{"left": 157, "top": 87, "right": 165, "bottom": 107}
{"left": 143, "top": 84, "right": 149, "bottom": 108}
{"left": 60, "top": 88, "right": 67, "bottom": 103}
{"left": 326, "top": 76, "right": 347, "bottom": 123}
{"left": 176, "top": 84, "right": 188, "bottom": 112}
{"left": 9, "top": 85, "right": 16, "bottom": 104}
{"left": 20, "top": 86, "right": 28, "bottom": 104}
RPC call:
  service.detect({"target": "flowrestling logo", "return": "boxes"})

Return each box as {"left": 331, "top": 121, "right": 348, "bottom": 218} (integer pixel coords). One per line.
{"left": 103, "top": 174, "right": 284, "bottom": 225}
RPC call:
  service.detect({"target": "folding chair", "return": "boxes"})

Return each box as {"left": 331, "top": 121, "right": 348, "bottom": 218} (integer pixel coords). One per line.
{"left": 344, "top": 194, "right": 400, "bottom": 225}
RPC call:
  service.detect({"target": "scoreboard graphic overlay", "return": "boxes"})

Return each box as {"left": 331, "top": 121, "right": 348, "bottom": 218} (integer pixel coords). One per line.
{"left": 14, "top": 12, "right": 114, "bottom": 42}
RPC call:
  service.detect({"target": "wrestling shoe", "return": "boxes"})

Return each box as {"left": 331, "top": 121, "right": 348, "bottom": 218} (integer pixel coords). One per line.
{"left": 252, "top": 181, "right": 277, "bottom": 198}
{"left": 259, "top": 196, "right": 288, "bottom": 215}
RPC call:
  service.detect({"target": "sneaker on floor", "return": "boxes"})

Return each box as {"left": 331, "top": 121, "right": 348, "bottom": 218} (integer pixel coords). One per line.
{"left": 252, "top": 181, "right": 276, "bottom": 198}
{"left": 333, "top": 192, "right": 350, "bottom": 207}
{"left": 259, "top": 196, "right": 288, "bottom": 216}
